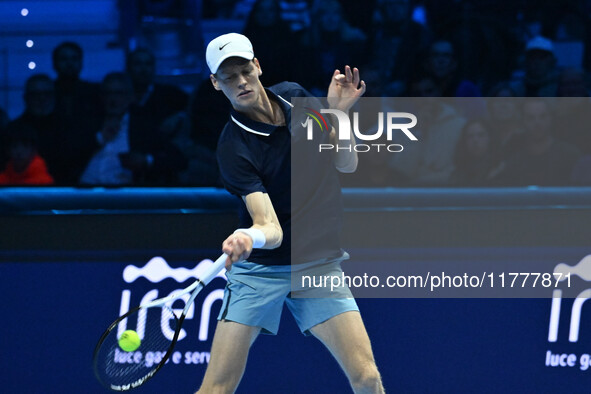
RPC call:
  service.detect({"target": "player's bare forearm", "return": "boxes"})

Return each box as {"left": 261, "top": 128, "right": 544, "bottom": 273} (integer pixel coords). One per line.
{"left": 222, "top": 192, "right": 282, "bottom": 266}
{"left": 243, "top": 192, "right": 282, "bottom": 248}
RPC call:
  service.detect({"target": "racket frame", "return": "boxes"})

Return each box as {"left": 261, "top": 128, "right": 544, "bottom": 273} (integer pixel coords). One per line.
{"left": 93, "top": 253, "right": 227, "bottom": 391}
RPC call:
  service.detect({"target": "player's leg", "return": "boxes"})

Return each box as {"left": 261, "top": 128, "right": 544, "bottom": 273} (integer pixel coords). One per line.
{"left": 196, "top": 320, "right": 260, "bottom": 394}
{"left": 310, "top": 311, "right": 384, "bottom": 394}
{"left": 197, "top": 261, "right": 288, "bottom": 393}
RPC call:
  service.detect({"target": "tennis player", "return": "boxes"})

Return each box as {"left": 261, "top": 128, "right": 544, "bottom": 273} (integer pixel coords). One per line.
{"left": 196, "top": 33, "right": 384, "bottom": 394}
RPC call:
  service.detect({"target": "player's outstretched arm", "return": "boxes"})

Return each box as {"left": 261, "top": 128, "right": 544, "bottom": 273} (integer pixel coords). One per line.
{"left": 222, "top": 191, "right": 282, "bottom": 267}
{"left": 327, "top": 66, "right": 366, "bottom": 173}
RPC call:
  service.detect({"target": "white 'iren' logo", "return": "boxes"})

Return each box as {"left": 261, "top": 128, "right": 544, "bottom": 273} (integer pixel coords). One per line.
{"left": 123, "top": 256, "right": 227, "bottom": 284}
{"left": 549, "top": 255, "right": 591, "bottom": 342}
{"left": 118, "top": 257, "right": 227, "bottom": 342}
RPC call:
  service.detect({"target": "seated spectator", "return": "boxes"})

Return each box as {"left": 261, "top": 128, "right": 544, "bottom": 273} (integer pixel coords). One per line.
{"left": 242, "top": 0, "right": 299, "bottom": 85}
{"left": 80, "top": 73, "right": 187, "bottom": 185}
{"left": 554, "top": 68, "right": 591, "bottom": 155}
{"left": 450, "top": 119, "right": 504, "bottom": 186}
{"left": 424, "top": 39, "right": 481, "bottom": 97}
{"left": 189, "top": 77, "right": 231, "bottom": 151}
{"left": 366, "top": 0, "right": 431, "bottom": 96}
{"left": 300, "top": 0, "right": 367, "bottom": 94}
{"left": 498, "top": 98, "right": 581, "bottom": 185}
{"left": 5, "top": 75, "right": 61, "bottom": 178}
{"left": 389, "top": 74, "right": 465, "bottom": 186}
{"left": 278, "top": 0, "right": 311, "bottom": 33}
{"left": 160, "top": 112, "right": 221, "bottom": 186}
{"left": 510, "top": 36, "right": 559, "bottom": 97}
{"left": 5, "top": 74, "right": 97, "bottom": 185}
{"left": 487, "top": 82, "right": 526, "bottom": 159}
{"left": 202, "top": 0, "right": 238, "bottom": 18}
{"left": 126, "top": 48, "right": 189, "bottom": 131}
{"left": 0, "top": 127, "right": 53, "bottom": 185}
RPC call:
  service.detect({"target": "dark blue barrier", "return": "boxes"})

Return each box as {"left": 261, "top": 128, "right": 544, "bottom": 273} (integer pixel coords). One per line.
{"left": 1, "top": 187, "right": 591, "bottom": 393}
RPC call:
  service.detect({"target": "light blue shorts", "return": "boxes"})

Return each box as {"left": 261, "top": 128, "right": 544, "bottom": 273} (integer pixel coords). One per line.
{"left": 217, "top": 253, "right": 359, "bottom": 335}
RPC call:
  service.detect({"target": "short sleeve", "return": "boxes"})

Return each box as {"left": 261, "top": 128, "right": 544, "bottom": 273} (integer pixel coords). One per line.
{"left": 216, "top": 133, "right": 267, "bottom": 197}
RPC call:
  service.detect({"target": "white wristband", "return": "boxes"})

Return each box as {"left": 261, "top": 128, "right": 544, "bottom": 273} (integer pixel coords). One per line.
{"left": 234, "top": 228, "right": 266, "bottom": 249}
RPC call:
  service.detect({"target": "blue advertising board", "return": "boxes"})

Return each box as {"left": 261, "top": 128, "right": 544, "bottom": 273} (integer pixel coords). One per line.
{"left": 2, "top": 188, "right": 591, "bottom": 393}
{"left": 2, "top": 247, "right": 591, "bottom": 393}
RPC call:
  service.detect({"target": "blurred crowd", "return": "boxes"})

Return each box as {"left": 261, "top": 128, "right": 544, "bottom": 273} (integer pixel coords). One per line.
{"left": 1, "top": 0, "right": 591, "bottom": 187}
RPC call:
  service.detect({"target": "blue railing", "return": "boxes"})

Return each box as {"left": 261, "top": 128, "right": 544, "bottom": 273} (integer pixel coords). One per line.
{"left": 1, "top": 186, "right": 590, "bottom": 215}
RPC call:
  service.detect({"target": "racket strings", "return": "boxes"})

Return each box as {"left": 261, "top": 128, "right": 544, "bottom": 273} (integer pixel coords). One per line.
{"left": 94, "top": 306, "right": 179, "bottom": 389}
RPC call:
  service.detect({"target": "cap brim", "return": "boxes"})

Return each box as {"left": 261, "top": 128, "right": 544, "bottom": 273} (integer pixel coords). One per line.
{"left": 211, "top": 51, "right": 254, "bottom": 74}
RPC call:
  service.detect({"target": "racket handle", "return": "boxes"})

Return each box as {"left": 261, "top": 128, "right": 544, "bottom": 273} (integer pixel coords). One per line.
{"left": 200, "top": 253, "right": 228, "bottom": 285}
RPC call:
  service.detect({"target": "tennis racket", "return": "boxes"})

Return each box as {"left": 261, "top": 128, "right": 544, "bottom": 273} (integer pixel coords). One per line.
{"left": 93, "top": 253, "right": 228, "bottom": 391}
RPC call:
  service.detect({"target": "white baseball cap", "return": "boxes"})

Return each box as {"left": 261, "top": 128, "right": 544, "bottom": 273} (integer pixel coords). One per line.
{"left": 206, "top": 33, "right": 254, "bottom": 74}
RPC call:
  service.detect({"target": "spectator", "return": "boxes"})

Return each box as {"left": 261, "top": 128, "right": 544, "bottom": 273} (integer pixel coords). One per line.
{"left": 278, "top": 0, "right": 311, "bottom": 33}
{"left": 189, "top": 77, "right": 231, "bottom": 152}
{"left": 498, "top": 98, "right": 581, "bottom": 185}
{"left": 487, "top": 82, "right": 526, "bottom": 159}
{"left": 202, "top": 0, "right": 237, "bottom": 18}
{"left": 5, "top": 74, "right": 96, "bottom": 185}
{"left": 365, "top": 0, "right": 431, "bottom": 96}
{"left": 424, "top": 39, "right": 481, "bottom": 97}
{"left": 4, "top": 75, "right": 59, "bottom": 176}
{"left": 450, "top": 119, "right": 504, "bottom": 186}
{"left": 0, "top": 127, "right": 54, "bottom": 185}
{"left": 554, "top": 68, "right": 591, "bottom": 155}
{"left": 126, "top": 48, "right": 189, "bottom": 131}
{"left": 52, "top": 42, "right": 104, "bottom": 183}
{"left": 389, "top": 74, "right": 465, "bottom": 186}
{"left": 242, "top": 0, "right": 298, "bottom": 85}
{"left": 510, "top": 36, "right": 559, "bottom": 96}
{"left": 52, "top": 41, "right": 102, "bottom": 124}
{"left": 80, "top": 72, "right": 186, "bottom": 185}
{"left": 300, "top": 0, "right": 367, "bottom": 94}
{"left": 424, "top": 0, "right": 522, "bottom": 92}
{"left": 162, "top": 111, "right": 221, "bottom": 186}
{"left": 557, "top": 67, "right": 589, "bottom": 97}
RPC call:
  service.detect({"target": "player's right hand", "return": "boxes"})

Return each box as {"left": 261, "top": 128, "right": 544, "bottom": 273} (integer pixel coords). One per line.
{"left": 222, "top": 232, "right": 253, "bottom": 269}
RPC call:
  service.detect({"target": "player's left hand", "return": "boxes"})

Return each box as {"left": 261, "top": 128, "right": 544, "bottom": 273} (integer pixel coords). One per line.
{"left": 327, "top": 65, "right": 366, "bottom": 113}
{"left": 222, "top": 232, "right": 253, "bottom": 269}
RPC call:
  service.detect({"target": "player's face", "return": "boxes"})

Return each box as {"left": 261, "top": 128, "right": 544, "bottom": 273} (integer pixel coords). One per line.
{"left": 211, "top": 59, "right": 263, "bottom": 110}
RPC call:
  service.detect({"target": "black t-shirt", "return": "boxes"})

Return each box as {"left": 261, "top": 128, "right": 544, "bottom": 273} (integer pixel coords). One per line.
{"left": 216, "top": 82, "right": 343, "bottom": 265}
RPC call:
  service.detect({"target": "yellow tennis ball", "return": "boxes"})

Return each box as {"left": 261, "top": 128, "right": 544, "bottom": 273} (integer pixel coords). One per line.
{"left": 118, "top": 330, "right": 141, "bottom": 352}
